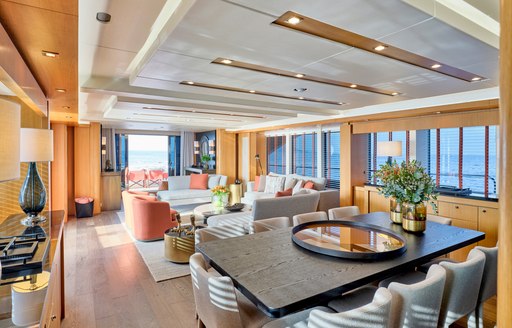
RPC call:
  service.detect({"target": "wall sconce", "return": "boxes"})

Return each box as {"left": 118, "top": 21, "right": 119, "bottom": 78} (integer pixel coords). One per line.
{"left": 208, "top": 139, "right": 215, "bottom": 155}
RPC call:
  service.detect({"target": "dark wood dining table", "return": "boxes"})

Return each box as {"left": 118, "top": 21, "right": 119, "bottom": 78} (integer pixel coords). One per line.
{"left": 195, "top": 212, "right": 485, "bottom": 318}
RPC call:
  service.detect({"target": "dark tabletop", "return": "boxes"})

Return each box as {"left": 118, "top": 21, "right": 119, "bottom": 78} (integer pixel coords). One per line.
{"left": 196, "top": 212, "right": 485, "bottom": 318}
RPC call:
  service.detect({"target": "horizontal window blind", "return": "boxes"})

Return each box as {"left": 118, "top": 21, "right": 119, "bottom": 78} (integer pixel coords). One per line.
{"left": 266, "top": 136, "right": 286, "bottom": 175}
{"left": 323, "top": 131, "right": 340, "bottom": 189}
{"left": 292, "top": 133, "right": 317, "bottom": 177}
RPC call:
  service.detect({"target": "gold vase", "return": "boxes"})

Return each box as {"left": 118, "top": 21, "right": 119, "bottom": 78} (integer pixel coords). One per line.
{"left": 401, "top": 202, "right": 427, "bottom": 233}
{"left": 389, "top": 197, "right": 402, "bottom": 224}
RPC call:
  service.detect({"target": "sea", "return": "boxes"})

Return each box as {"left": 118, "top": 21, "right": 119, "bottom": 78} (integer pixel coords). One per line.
{"left": 128, "top": 151, "right": 170, "bottom": 171}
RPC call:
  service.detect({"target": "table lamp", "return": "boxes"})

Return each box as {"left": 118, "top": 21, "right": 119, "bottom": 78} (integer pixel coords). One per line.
{"left": 377, "top": 141, "right": 402, "bottom": 165}
{"left": 19, "top": 128, "right": 54, "bottom": 226}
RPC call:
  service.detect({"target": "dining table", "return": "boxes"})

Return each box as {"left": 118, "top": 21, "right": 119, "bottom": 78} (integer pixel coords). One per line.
{"left": 195, "top": 211, "right": 485, "bottom": 318}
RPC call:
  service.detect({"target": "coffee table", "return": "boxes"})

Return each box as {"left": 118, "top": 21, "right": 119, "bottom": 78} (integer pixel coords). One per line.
{"left": 194, "top": 203, "right": 249, "bottom": 224}
{"left": 164, "top": 226, "right": 195, "bottom": 263}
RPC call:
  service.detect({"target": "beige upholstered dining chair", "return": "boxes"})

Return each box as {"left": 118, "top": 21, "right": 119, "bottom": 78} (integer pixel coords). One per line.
{"left": 251, "top": 216, "right": 291, "bottom": 233}
{"left": 468, "top": 245, "right": 498, "bottom": 328}
{"left": 292, "top": 211, "right": 328, "bottom": 226}
{"left": 195, "top": 224, "right": 247, "bottom": 244}
{"left": 328, "top": 206, "right": 361, "bottom": 220}
{"left": 190, "top": 253, "right": 217, "bottom": 328}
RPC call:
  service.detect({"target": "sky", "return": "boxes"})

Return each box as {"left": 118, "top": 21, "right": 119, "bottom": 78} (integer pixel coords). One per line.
{"left": 128, "top": 135, "right": 168, "bottom": 152}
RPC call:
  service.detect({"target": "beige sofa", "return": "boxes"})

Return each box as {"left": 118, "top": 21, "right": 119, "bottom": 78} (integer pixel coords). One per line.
{"left": 157, "top": 174, "right": 227, "bottom": 206}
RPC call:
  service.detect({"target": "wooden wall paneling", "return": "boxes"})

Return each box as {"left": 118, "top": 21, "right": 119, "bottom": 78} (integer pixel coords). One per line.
{"left": 216, "top": 129, "right": 236, "bottom": 185}
{"left": 89, "top": 123, "right": 101, "bottom": 214}
{"left": 498, "top": 0, "right": 512, "bottom": 325}
{"left": 256, "top": 132, "right": 267, "bottom": 176}
{"left": 51, "top": 123, "right": 68, "bottom": 220}
{"left": 67, "top": 126, "right": 75, "bottom": 216}
{"left": 340, "top": 124, "right": 368, "bottom": 206}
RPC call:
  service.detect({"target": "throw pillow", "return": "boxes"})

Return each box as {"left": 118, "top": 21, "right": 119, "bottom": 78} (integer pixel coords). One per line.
{"left": 190, "top": 173, "right": 208, "bottom": 190}
{"left": 284, "top": 177, "right": 298, "bottom": 190}
{"left": 275, "top": 188, "right": 293, "bottom": 197}
{"left": 254, "top": 175, "right": 261, "bottom": 191}
{"left": 303, "top": 181, "right": 315, "bottom": 189}
{"left": 264, "top": 175, "right": 285, "bottom": 194}
{"left": 257, "top": 175, "right": 267, "bottom": 192}
{"left": 292, "top": 180, "right": 304, "bottom": 195}
{"left": 208, "top": 175, "right": 221, "bottom": 189}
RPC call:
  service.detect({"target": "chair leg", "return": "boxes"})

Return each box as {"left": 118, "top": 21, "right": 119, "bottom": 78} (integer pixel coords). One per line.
{"left": 197, "top": 319, "right": 205, "bottom": 328}
{"left": 468, "top": 302, "right": 484, "bottom": 328}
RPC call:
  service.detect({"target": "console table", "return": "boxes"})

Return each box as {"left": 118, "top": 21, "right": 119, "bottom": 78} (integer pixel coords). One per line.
{"left": 185, "top": 167, "right": 216, "bottom": 175}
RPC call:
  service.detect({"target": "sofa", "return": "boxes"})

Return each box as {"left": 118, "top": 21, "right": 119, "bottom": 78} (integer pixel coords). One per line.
{"left": 157, "top": 174, "right": 227, "bottom": 206}
{"left": 242, "top": 173, "right": 339, "bottom": 213}
{"left": 207, "top": 189, "right": 321, "bottom": 228}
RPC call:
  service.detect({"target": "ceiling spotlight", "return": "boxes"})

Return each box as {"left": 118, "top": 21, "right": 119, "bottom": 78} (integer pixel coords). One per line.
{"left": 186, "top": 81, "right": 195, "bottom": 85}
{"left": 374, "top": 45, "right": 387, "bottom": 51}
{"left": 221, "top": 59, "right": 233, "bottom": 64}
{"left": 55, "top": 88, "right": 66, "bottom": 93}
{"left": 338, "top": 102, "right": 344, "bottom": 105}
{"left": 295, "top": 73, "right": 305, "bottom": 78}
{"left": 435, "top": 111, "right": 441, "bottom": 114}
{"left": 471, "top": 77, "right": 482, "bottom": 81}
{"left": 293, "top": 87, "right": 307, "bottom": 92}
{"left": 96, "top": 12, "right": 111, "bottom": 23}
{"left": 431, "top": 64, "right": 442, "bottom": 69}
{"left": 350, "top": 84, "right": 357, "bottom": 88}
{"left": 249, "top": 90, "right": 256, "bottom": 93}
{"left": 285, "top": 16, "right": 303, "bottom": 25}
{"left": 391, "top": 92, "right": 399, "bottom": 96}
{"left": 42, "top": 50, "right": 59, "bottom": 58}
{"left": 298, "top": 97, "right": 304, "bottom": 100}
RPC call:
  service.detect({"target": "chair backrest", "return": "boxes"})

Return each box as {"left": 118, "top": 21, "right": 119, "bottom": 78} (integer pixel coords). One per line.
{"left": 293, "top": 211, "right": 328, "bottom": 226}
{"left": 252, "top": 191, "right": 320, "bottom": 221}
{"left": 475, "top": 245, "right": 498, "bottom": 302}
{"left": 148, "top": 169, "right": 164, "bottom": 180}
{"left": 190, "top": 253, "right": 216, "bottom": 327}
{"left": 128, "top": 169, "right": 147, "bottom": 180}
{"left": 328, "top": 206, "right": 361, "bottom": 220}
{"left": 427, "top": 214, "right": 452, "bottom": 225}
{"left": 308, "top": 287, "right": 392, "bottom": 328}
{"left": 121, "top": 190, "right": 155, "bottom": 231}
{"left": 252, "top": 216, "right": 291, "bottom": 233}
{"left": 438, "top": 248, "right": 486, "bottom": 327}
{"left": 195, "top": 225, "right": 247, "bottom": 244}
{"left": 207, "top": 276, "right": 244, "bottom": 328}
{"left": 388, "top": 264, "right": 446, "bottom": 328}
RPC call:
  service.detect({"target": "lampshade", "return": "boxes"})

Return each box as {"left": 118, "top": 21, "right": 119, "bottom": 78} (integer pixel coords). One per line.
{"left": 20, "top": 128, "right": 54, "bottom": 162}
{"left": 0, "top": 99, "right": 20, "bottom": 182}
{"left": 193, "top": 141, "right": 199, "bottom": 147}
{"left": 377, "top": 141, "right": 402, "bottom": 157}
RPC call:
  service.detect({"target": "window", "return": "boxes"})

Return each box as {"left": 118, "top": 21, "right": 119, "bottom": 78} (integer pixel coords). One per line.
{"left": 367, "top": 131, "right": 408, "bottom": 184}
{"left": 292, "top": 133, "right": 317, "bottom": 176}
{"left": 323, "top": 131, "right": 340, "bottom": 189}
{"left": 266, "top": 136, "right": 286, "bottom": 174}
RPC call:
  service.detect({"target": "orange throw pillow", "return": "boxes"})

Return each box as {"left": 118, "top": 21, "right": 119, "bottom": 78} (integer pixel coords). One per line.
{"left": 254, "top": 175, "right": 260, "bottom": 191}
{"left": 275, "top": 188, "right": 293, "bottom": 197}
{"left": 190, "top": 173, "right": 208, "bottom": 190}
{"left": 303, "top": 181, "right": 315, "bottom": 189}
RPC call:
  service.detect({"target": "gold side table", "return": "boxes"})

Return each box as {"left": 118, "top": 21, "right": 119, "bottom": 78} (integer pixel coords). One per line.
{"left": 164, "top": 226, "right": 195, "bottom": 263}
{"left": 229, "top": 183, "right": 243, "bottom": 205}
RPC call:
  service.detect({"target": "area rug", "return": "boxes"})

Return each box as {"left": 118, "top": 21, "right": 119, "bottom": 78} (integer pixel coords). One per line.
{"left": 115, "top": 211, "right": 192, "bottom": 283}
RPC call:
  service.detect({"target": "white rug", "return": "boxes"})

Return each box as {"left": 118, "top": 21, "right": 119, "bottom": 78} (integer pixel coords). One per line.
{"left": 115, "top": 211, "right": 191, "bottom": 283}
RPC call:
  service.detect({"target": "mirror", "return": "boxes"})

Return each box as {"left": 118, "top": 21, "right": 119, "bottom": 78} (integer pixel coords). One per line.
{"left": 200, "top": 136, "right": 209, "bottom": 157}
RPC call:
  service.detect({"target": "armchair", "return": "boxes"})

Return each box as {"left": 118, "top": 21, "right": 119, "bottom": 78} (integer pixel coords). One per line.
{"left": 131, "top": 196, "right": 178, "bottom": 241}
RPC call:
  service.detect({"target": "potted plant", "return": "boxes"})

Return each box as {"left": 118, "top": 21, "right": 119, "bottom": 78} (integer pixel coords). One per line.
{"left": 211, "top": 185, "right": 230, "bottom": 209}
{"left": 374, "top": 161, "right": 404, "bottom": 224}
{"left": 201, "top": 154, "right": 211, "bottom": 169}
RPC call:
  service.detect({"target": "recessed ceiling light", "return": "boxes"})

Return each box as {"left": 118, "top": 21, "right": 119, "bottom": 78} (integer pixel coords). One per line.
{"left": 186, "top": 81, "right": 195, "bottom": 85}
{"left": 298, "top": 97, "right": 304, "bottom": 100}
{"left": 391, "top": 92, "right": 399, "bottom": 96}
{"left": 221, "top": 59, "right": 233, "bottom": 64}
{"left": 249, "top": 90, "right": 256, "bottom": 93}
{"left": 435, "top": 111, "right": 441, "bottom": 114}
{"left": 42, "top": 50, "right": 59, "bottom": 58}
{"left": 338, "top": 102, "right": 344, "bottom": 105}
{"left": 96, "top": 12, "right": 111, "bottom": 23}
{"left": 55, "top": 88, "right": 66, "bottom": 93}
{"left": 472, "top": 77, "right": 482, "bottom": 81}
{"left": 431, "top": 64, "right": 442, "bottom": 69}
{"left": 285, "top": 16, "right": 302, "bottom": 25}
{"left": 374, "top": 45, "right": 387, "bottom": 51}
{"left": 350, "top": 84, "right": 357, "bottom": 88}
{"left": 295, "top": 73, "right": 305, "bottom": 78}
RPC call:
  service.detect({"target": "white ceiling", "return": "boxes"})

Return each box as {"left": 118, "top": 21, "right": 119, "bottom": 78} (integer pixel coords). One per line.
{"left": 79, "top": 0, "right": 499, "bottom": 132}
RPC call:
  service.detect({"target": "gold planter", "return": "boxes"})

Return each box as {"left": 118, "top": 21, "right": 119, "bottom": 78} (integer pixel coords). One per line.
{"left": 401, "top": 202, "right": 427, "bottom": 233}
{"left": 389, "top": 197, "right": 402, "bottom": 224}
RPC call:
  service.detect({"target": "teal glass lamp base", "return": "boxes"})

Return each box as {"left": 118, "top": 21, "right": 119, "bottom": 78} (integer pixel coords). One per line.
{"left": 19, "top": 162, "right": 47, "bottom": 226}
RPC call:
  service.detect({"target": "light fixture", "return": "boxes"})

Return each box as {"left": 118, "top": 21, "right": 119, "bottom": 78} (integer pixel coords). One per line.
{"left": 96, "top": 12, "right": 111, "bottom": 23}
{"left": 295, "top": 73, "right": 305, "bottom": 78}
{"left": 209, "top": 140, "right": 215, "bottom": 155}
{"left": 186, "top": 81, "right": 194, "bottom": 85}
{"left": 220, "top": 59, "right": 233, "bottom": 64}
{"left": 101, "top": 136, "right": 107, "bottom": 145}
{"left": 377, "top": 141, "right": 402, "bottom": 165}
{"left": 374, "top": 45, "right": 387, "bottom": 51}
{"left": 0, "top": 99, "right": 20, "bottom": 182}
{"left": 285, "top": 16, "right": 302, "bottom": 25}
{"left": 55, "top": 88, "right": 66, "bottom": 93}
{"left": 41, "top": 50, "right": 59, "bottom": 58}
{"left": 19, "top": 128, "right": 54, "bottom": 226}
{"left": 249, "top": 90, "right": 256, "bottom": 93}
{"left": 350, "top": 84, "right": 357, "bottom": 88}
{"left": 255, "top": 154, "right": 264, "bottom": 175}
{"left": 391, "top": 92, "right": 399, "bottom": 96}
{"left": 298, "top": 97, "right": 304, "bottom": 100}
{"left": 472, "top": 77, "right": 482, "bottom": 81}
{"left": 431, "top": 64, "right": 442, "bottom": 69}
{"left": 435, "top": 111, "right": 442, "bottom": 114}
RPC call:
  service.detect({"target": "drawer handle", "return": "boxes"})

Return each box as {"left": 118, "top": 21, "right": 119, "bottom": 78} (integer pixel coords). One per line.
{"left": 455, "top": 206, "right": 459, "bottom": 209}
{"left": 482, "top": 209, "right": 487, "bottom": 213}
{"left": 51, "top": 315, "right": 57, "bottom": 321}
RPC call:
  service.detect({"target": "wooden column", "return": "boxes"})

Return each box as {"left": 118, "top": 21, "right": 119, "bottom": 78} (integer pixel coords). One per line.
{"left": 216, "top": 129, "right": 236, "bottom": 185}
{"left": 50, "top": 123, "right": 68, "bottom": 220}
{"left": 498, "top": 0, "right": 512, "bottom": 325}
{"left": 339, "top": 124, "right": 368, "bottom": 206}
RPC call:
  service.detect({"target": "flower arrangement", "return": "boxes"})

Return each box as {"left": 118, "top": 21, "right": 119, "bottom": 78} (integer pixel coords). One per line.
{"left": 211, "top": 185, "right": 230, "bottom": 196}
{"left": 375, "top": 160, "right": 438, "bottom": 211}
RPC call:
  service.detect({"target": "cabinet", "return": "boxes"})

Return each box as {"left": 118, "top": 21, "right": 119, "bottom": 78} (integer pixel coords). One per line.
{"left": 101, "top": 172, "right": 121, "bottom": 211}
{"left": 478, "top": 207, "right": 499, "bottom": 247}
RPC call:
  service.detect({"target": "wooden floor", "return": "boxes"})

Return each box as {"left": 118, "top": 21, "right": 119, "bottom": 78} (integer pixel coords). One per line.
{"left": 61, "top": 211, "right": 496, "bottom": 328}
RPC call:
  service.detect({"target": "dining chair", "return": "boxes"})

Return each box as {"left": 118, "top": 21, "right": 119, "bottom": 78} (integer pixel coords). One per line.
{"left": 190, "top": 253, "right": 217, "bottom": 328}
{"left": 328, "top": 206, "right": 360, "bottom": 220}
{"left": 251, "top": 216, "right": 291, "bottom": 233}
{"left": 261, "top": 306, "right": 334, "bottom": 328}
{"left": 377, "top": 264, "right": 447, "bottom": 328}
{"left": 195, "top": 224, "right": 247, "bottom": 244}
{"left": 292, "top": 211, "right": 328, "bottom": 226}
{"left": 427, "top": 214, "right": 452, "bottom": 225}
{"left": 468, "top": 245, "right": 498, "bottom": 328}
